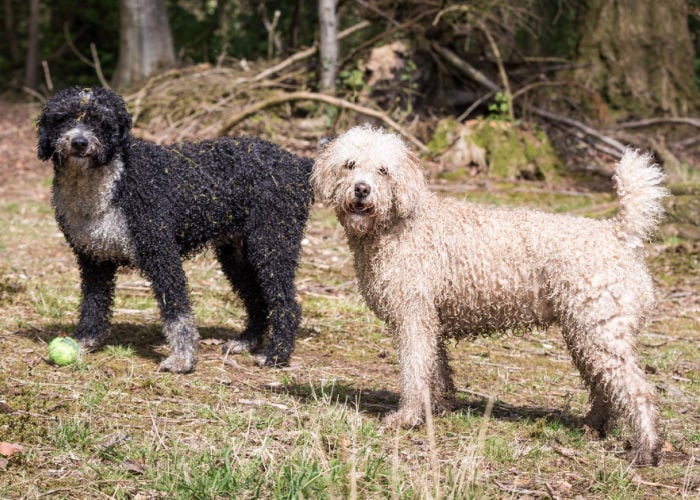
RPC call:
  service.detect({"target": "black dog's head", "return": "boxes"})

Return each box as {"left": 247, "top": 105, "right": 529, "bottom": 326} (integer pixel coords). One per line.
{"left": 37, "top": 86, "right": 132, "bottom": 168}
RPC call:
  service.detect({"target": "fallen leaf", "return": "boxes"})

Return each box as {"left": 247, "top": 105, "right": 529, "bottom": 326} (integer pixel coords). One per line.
{"left": 0, "top": 442, "right": 23, "bottom": 457}
{"left": 661, "top": 440, "right": 674, "bottom": 452}
{"left": 123, "top": 459, "right": 146, "bottom": 475}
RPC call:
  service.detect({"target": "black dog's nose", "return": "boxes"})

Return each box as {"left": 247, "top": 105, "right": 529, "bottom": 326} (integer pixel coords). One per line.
{"left": 71, "top": 135, "right": 88, "bottom": 151}
{"left": 354, "top": 181, "right": 371, "bottom": 199}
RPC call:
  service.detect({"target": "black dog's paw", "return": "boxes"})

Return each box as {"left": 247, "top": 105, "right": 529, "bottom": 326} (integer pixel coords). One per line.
{"left": 74, "top": 332, "right": 105, "bottom": 351}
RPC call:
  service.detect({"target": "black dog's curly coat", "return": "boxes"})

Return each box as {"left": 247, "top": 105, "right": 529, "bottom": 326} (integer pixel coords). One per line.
{"left": 37, "top": 86, "right": 313, "bottom": 372}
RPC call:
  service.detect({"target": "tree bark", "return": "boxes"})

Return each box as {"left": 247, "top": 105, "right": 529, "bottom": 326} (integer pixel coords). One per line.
{"left": 112, "top": 0, "right": 176, "bottom": 90}
{"left": 318, "top": 0, "right": 338, "bottom": 91}
{"left": 573, "top": 0, "right": 698, "bottom": 118}
{"left": 3, "top": 0, "right": 19, "bottom": 64}
{"left": 23, "top": 0, "right": 40, "bottom": 89}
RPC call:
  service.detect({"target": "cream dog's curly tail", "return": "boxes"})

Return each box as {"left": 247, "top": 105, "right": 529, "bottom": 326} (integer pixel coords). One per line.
{"left": 612, "top": 149, "right": 668, "bottom": 249}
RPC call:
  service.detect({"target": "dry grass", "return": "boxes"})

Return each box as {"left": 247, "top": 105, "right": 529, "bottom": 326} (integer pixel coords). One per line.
{"left": 0, "top": 104, "right": 698, "bottom": 498}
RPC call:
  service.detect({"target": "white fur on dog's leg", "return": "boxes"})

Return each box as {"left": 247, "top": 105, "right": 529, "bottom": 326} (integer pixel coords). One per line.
{"left": 386, "top": 310, "right": 441, "bottom": 429}
{"left": 159, "top": 353, "right": 195, "bottom": 373}
{"left": 76, "top": 336, "right": 102, "bottom": 351}
{"left": 159, "top": 314, "right": 198, "bottom": 373}
{"left": 222, "top": 338, "right": 257, "bottom": 355}
{"left": 383, "top": 407, "right": 425, "bottom": 429}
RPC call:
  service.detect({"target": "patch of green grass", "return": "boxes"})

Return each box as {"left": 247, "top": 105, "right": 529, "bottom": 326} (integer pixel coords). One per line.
{"left": 590, "top": 466, "right": 639, "bottom": 498}
{"left": 102, "top": 344, "right": 136, "bottom": 358}
{"left": 50, "top": 418, "right": 94, "bottom": 452}
{"left": 154, "top": 447, "right": 265, "bottom": 499}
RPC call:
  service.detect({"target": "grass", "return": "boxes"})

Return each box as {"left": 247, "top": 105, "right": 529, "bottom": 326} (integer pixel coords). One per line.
{"left": 0, "top": 180, "right": 698, "bottom": 498}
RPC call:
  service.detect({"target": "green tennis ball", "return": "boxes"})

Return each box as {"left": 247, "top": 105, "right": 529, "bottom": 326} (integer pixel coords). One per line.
{"left": 48, "top": 336, "right": 80, "bottom": 366}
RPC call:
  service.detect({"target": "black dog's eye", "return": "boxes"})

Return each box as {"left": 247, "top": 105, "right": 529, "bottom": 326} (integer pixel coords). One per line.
{"left": 378, "top": 166, "right": 388, "bottom": 176}
{"left": 48, "top": 114, "right": 68, "bottom": 126}
{"left": 345, "top": 160, "right": 356, "bottom": 170}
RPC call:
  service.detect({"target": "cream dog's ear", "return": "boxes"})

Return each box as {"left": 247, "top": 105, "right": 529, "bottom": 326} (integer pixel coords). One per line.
{"left": 392, "top": 149, "right": 426, "bottom": 218}
{"left": 311, "top": 141, "right": 340, "bottom": 203}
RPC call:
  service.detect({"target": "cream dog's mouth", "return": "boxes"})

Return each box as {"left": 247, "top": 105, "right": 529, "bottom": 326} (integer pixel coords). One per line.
{"left": 347, "top": 201, "right": 375, "bottom": 215}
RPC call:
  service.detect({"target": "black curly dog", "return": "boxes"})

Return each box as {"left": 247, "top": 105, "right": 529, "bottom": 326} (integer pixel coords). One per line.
{"left": 37, "top": 86, "right": 312, "bottom": 372}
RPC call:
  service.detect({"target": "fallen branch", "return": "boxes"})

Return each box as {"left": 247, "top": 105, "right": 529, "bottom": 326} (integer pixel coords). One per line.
{"left": 218, "top": 91, "right": 429, "bottom": 153}
{"left": 531, "top": 107, "right": 626, "bottom": 156}
{"left": 431, "top": 43, "right": 501, "bottom": 93}
{"left": 612, "top": 117, "right": 700, "bottom": 129}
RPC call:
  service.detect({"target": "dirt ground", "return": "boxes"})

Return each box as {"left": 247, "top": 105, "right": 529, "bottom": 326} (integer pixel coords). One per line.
{"left": 0, "top": 100, "right": 698, "bottom": 498}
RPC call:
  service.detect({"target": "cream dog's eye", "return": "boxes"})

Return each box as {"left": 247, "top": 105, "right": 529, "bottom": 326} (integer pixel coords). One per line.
{"left": 378, "top": 166, "right": 388, "bottom": 176}
{"left": 345, "top": 160, "right": 356, "bottom": 170}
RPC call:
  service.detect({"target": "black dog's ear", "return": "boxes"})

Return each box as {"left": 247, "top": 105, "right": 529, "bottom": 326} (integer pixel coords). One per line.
{"left": 106, "top": 90, "right": 133, "bottom": 147}
{"left": 36, "top": 112, "right": 54, "bottom": 161}
{"left": 91, "top": 86, "right": 132, "bottom": 146}
{"left": 117, "top": 106, "right": 132, "bottom": 146}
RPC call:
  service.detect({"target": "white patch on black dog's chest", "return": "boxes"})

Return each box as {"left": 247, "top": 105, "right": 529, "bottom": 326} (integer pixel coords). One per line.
{"left": 53, "top": 156, "right": 136, "bottom": 263}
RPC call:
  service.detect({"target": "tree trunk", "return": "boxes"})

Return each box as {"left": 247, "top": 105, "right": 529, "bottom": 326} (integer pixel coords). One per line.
{"left": 319, "top": 0, "right": 338, "bottom": 91}
{"left": 112, "top": 0, "right": 175, "bottom": 90}
{"left": 24, "top": 0, "right": 40, "bottom": 89}
{"left": 574, "top": 0, "right": 698, "bottom": 118}
{"left": 3, "top": 0, "right": 19, "bottom": 64}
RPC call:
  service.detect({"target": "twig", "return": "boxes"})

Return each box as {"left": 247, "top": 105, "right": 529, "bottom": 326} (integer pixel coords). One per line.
{"left": 431, "top": 43, "right": 500, "bottom": 93}
{"left": 478, "top": 22, "right": 514, "bottom": 121}
{"left": 457, "top": 90, "right": 496, "bottom": 122}
{"left": 433, "top": 4, "right": 471, "bottom": 26}
{"left": 41, "top": 60, "right": 53, "bottom": 91}
{"left": 544, "top": 482, "right": 561, "bottom": 500}
{"left": 218, "top": 91, "right": 429, "bottom": 153}
{"left": 613, "top": 117, "right": 700, "bottom": 129}
{"left": 513, "top": 80, "right": 584, "bottom": 101}
{"left": 63, "top": 22, "right": 93, "bottom": 66}
{"left": 354, "top": 0, "right": 400, "bottom": 26}
{"left": 90, "top": 43, "right": 111, "bottom": 90}
{"left": 674, "top": 135, "right": 700, "bottom": 150}
{"left": 22, "top": 86, "right": 45, "bottom": 102}
{"left": 493, "top": 480, "right": 543, "bottom": 496}
{"left": 549, "top": 439, "right": 590, "bottom": 466}
{"left": 531, "top": 107, "right": 626, "bottom": 155}
{"left": 549, "top": 121, "right": 623, "bottom": 159}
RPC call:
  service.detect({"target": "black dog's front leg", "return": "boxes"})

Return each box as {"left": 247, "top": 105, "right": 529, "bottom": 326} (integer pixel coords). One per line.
{"left": 73, "top": 253, "right": 118, "bottom": 350}
{"left": 136, "top": 242, "right": 199, "bottom": 373}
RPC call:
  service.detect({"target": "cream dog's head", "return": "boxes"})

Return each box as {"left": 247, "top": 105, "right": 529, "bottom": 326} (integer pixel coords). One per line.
{"left": 312, "top": 126, "right": 426, "bottom": 237}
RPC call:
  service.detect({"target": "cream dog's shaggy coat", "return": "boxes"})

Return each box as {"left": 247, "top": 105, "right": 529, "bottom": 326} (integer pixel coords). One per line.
{"left": 312, "top": 125, "right": 667, "bottom": 465}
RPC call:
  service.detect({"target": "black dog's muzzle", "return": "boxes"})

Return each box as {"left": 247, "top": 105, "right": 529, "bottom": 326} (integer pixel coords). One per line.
{"left": 70, "top": 135, "right": 90, "bottom": 155}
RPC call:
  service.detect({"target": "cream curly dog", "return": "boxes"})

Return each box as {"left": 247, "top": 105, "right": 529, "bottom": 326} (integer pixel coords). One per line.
{"left": 312, "top": 125, "right": 667, "bottom": 465}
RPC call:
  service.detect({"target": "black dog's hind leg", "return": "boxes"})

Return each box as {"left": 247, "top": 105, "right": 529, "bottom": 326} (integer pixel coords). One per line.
{"left": 245, "top": 228, "right": 303, "bottom": 367}
{"left": 215, "top": 242, "right": 267, "bottom": 355}
{"left": 136, "top": 240, "right": 199, "bottom": 373}
{"left": 73, "top": 253, "right": 118, "bottom": 349}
